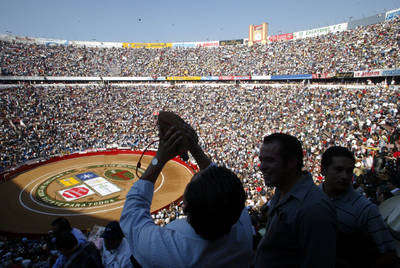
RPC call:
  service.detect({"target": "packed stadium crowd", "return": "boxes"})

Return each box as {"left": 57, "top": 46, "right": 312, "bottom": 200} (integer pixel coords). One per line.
{"left": 1, "top": 12, "right": 400, "bottom": 268}
{"left": 1, "top": 18, "right": 400, "bottom": 77}
{"left": 1, "top": 83, "right": 399, "bottom": 210}
{"left": 1, "top": 83, "right": 399, "bottom": 266}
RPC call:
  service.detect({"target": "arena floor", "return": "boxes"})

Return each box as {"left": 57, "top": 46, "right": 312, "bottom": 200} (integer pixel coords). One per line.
{"left": 0, "top": 154, "right": 193, "bottom": 234}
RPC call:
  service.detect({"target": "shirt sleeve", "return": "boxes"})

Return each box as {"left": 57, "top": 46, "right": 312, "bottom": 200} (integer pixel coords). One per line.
{"left": 120, "top": 180, "right": 186, "bottom": 268}
{"left": 358, "top": 203, "right": 396, "bottom": 253}
{"left": 298, "top": 201, "right": 337, "bottom": 268}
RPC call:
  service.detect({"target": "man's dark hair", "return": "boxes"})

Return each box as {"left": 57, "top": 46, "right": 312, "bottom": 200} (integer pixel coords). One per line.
{"left": 183, "top": 165, "right": 246, "bottom": 241}
{"left": 263, "top": 133, "right": 304, "bottom": 171}
{"left": 51, "top": 217, "right": 72, "bottom": 233}
{"left": 321, "top": 146, "right": 355, "bottom": 172}
{"left": 54, "top": 231, "right": 77, "bottom": 251}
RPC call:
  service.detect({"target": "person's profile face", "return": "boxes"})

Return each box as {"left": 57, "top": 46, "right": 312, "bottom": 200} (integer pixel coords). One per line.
{"left": 323, "top": 156, "right": 354, "bottom": 194}
{"left": 259, "top": 141, "right": 286, "bottom": 187}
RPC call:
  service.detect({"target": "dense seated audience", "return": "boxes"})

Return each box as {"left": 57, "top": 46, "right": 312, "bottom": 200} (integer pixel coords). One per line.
{"left": 1, "top": 15, "right": 400, "bottom": 268}
{"left": 1, "top": 18, "right": 399, "bottom": 77}
{"left": 1, "top": 84, "right": 399, "bottom": 210}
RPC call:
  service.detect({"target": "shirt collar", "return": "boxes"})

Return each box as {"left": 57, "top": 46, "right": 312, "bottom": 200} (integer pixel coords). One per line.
{"left": 286, "top": 172, "right": 315, "bottom": 201}
{"left": 321, "top": 182, "right": 354, "bottom": 202}
{"left": 274, "top": 172, "right": 314, "bottom": 206}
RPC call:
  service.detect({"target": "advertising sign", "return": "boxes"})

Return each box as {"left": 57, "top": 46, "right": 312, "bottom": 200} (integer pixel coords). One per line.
{"left": 172, "top": 42, "right": 197, "bottom": 48}
{"left": 386, "top": 8, "right": 400, "bottom": 20}
{"left": 195, "top": 41, "right": 219, "bottom": 48}
{"left": 219, "top": 39, "right": 244, "bottom": 46}
{"left": 271, "top": 74, "right": 312, "bottom": 80}
{"left": 354, "top": 70, "right": 382, "bottom": 78}
{"left": 252, "top": 75, "right": 272, "bottom": 80}
{"left": 84, "top": 177, "right": 121, "bottom": 196}
{"left": 58, "top": 185, "right": 95, "bottom": 201}
{"left": 335, "top": 72, "right": 354, "bottom": 78}
{"left": 312, "top": 73, "right": 335, "bottom": 79}
{"left": 201, "top": 76, "right": 219, "bottom": 80}
{"left": 382, "top": 69, "right": 400, "bottom": 76}
{"left": 268, "top": 33, "right": 293, "bottom": 42}
{"left": 293, "top": 23, "right": 348, "bottom": 39}
{"left": 166, "top": 76, "right": 202, "bottom": 80}
{"left": 122, "top": 43, "right": 172, "bottom": 48}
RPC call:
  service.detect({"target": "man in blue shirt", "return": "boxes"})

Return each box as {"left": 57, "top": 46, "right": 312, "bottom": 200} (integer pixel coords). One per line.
{"left": 120, "top": 118, "right": 253, "bottom": 267}
{"left": 254, "top": 133, "right": 337, "bottom": 268}
{"left": 321, "top": 146, "right": 397, "bottom": 267}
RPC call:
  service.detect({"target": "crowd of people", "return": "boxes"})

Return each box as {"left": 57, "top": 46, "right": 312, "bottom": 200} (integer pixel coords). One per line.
{"left": 1, "top": 13, "right": 400, "bottom": 268}
{"left": 1, "top": 18, "right": 400, "bottom": 77}
{"left": 1, "top": 83, "right": 399, "bottom": 214}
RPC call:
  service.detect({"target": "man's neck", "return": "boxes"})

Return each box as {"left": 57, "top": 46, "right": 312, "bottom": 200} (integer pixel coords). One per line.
{"left": 322, "top": 182, "right": 344, "bottom": 198}
{"left": 278, "top": 172, "right": 302, "bottom": 199}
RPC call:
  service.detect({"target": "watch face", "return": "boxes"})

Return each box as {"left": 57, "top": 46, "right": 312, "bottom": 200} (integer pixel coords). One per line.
{"left": 151, "top": 158, "right": 158, "bottom": 166}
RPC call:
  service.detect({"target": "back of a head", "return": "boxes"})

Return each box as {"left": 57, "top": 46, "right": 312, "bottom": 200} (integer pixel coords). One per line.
{"left": 321, "top": 146, "right": 355, "bottom": 172}
{"left": 184, "top": 165, "right": 246, "bottom": 241}
{"left": 51, "top": 217, "right": 72, "bottom": 233}
{"left": 54, "top": 231, "right": 78, "bottom": 252}
{"left": 263, "top": 133, "right": 304, "bottom": 172}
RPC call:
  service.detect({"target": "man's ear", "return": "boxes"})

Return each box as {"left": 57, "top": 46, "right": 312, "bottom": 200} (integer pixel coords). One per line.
{"left": 286, "top": 157, "right": 297, "bottom": 170}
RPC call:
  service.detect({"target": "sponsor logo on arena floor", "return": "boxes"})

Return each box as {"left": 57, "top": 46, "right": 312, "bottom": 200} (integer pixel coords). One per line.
{"left": 35, "top": 164, "right": 144, "bottom": 208}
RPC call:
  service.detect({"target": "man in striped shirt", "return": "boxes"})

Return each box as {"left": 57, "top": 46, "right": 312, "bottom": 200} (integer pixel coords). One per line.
{"left": 321, "top": 146, "right": 398, "bottom": 267}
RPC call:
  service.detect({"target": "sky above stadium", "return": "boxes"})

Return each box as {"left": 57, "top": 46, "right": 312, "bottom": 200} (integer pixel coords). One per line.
{"left": 1, "top": 0, "right": 399, "bottom": 43}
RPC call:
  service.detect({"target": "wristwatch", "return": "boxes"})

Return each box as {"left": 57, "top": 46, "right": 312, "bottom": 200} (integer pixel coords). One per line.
{"left": 151, "top": 157, "right": 159, "bottom": 166}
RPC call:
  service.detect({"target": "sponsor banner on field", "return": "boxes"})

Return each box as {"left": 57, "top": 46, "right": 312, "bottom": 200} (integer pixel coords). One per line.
{"left": 252, "top": 75, "right": 271, "bottom": 80}
{"left": 122, "top": 43, "right": 172, "bottom": 48}
{"left": 312, "top": 73, "right": 335, "bottom": 79}
{"left": 76, "top": 172, "right": 98, "bottom": 181}
{"left": 219, "top": 39, "right": 244, "bottom": 46}
{"left": 172, "top": 42, "right": 197, "bottom": 48}
{"left": 354, "top": 70, "right": 382, "bottom": 78}
{"left": 166, "top": 76, "right": 202, "bottom": 81}
{"left": 382, "top": 69, "right": 400, "bottom": 76}
{"left": 195, "top": 41, "right": 219, "bottom": 48}
{"left": 268, "top": 33, "right": 293, "bottom": 42}
{"left": 58, "top": 185, "right": 95, "bottom": 201}
{"left": 156, "top": 77, "right": 166, "bottom": 81}
{"left": 59, "top": 177, "right": 80, "bottom": 187}
{"left": 335, "top": 72, "right": 354, "bottom": 78}
{"left": 271, "top": 74, "right": 312, "bottom": 80}
{"left": 84, "top": 177, "right": 121, "bottom": 196}
{"left": 386, "top": 8, "right": 400, "bottom": 20}
{"left": 293, "top": 23, "right": 348, "bottom": 40}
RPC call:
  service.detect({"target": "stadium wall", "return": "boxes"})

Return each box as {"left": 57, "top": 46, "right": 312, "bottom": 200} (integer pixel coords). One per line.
{"left": 1, "top": 7, "right": 399, "bottom": 48}
{"left": 348, "top": 13, "right": 386, "bottom": 30}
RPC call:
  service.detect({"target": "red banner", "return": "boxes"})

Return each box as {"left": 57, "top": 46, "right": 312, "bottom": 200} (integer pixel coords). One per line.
{"left": 268, "top": 33, "right": 293, "bottom": 42}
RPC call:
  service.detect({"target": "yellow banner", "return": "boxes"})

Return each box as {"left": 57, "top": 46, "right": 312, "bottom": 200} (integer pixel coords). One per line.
{"left": 59, "top": 177, "right": 80, "bottom": 187}
{"left": 166, "top": 76, "right": 202, "bottom": 81}
{"left": 122, "top": 43, "right": 172, "bottom": 48}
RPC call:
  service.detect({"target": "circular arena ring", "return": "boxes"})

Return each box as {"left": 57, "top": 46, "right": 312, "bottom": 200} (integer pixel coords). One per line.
{"left": 0, "top": 150, "right": 195, "bottom": 234}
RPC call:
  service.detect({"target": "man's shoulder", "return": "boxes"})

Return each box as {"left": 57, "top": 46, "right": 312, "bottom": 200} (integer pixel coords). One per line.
{"left": 303, "top": 183, "right": 335, "bottom": 208}
{"left": 338, "top": 188, "right": 375, "bottom": 214}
